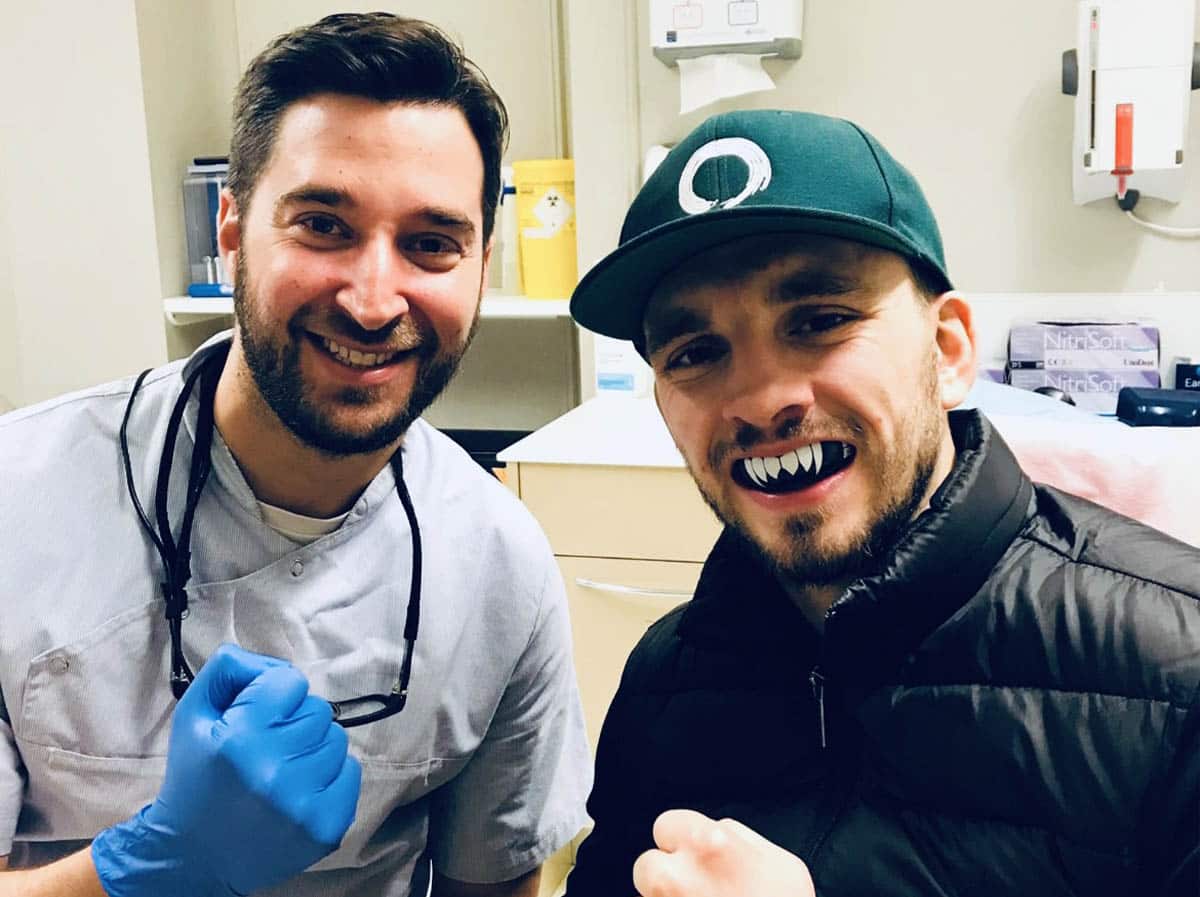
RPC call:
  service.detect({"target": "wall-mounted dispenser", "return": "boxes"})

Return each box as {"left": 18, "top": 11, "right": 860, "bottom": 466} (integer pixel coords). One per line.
{"left": 650, "top": 0, "right": 803, "bottom": 65}
{"left": 1062, "top": 0, "right": 1199, "bottom": 206}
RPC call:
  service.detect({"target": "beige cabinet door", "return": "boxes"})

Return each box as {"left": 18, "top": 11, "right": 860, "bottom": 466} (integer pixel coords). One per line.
{"left": 558, "top": 556, "right": 702, "bottom": 753}
{"left": 519, "top": 463, "right": 720, "bottom": 562}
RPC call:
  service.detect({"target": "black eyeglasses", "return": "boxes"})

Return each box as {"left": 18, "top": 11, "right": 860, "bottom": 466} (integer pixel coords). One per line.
{"left": 118, "top": 350, "right": 421, "bottom": 727}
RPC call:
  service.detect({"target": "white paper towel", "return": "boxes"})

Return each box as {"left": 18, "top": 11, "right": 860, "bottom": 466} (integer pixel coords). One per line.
{"left": 677, "top": 54, "right": 776, "bottom": 115}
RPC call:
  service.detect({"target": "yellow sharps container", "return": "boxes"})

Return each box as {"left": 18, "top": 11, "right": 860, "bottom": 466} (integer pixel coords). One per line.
{"left": 512, "top": 159, "right": 577, "bottom": 299}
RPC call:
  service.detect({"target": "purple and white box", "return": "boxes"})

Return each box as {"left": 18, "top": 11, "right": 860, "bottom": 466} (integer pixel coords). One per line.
{"left": 1008, "top": 321, "right": 1160, "bottom": 371}
{"left": 1008, "top": 368, "right": 1161, "bottom": 414}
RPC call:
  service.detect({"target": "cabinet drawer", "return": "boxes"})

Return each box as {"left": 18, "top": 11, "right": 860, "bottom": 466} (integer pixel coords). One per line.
{"left": 518, "top": 463, "right": 720, "bottom": 562}
{"left": 559, "top": 556, "right": 702, "bottom": 752}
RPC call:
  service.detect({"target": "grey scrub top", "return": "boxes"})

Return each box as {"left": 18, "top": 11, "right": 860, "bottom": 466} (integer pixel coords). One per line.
{"left": 0, "top": 334, "right": 592, "bottom": 896}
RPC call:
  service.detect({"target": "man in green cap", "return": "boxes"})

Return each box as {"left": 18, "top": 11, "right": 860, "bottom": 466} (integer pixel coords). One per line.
{"left": 563, "top": 110, "right": 1200, "bottom": 897}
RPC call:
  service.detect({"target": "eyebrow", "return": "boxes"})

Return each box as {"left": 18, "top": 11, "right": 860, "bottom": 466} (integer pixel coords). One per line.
{"left": 643, "top": 267, "right": 861, "bottom": 357}
{"left": 643, "top": 305, "right": 710, "bottom": 359}
{"left": 774, "top": 269, "right": 860, "bottom": 303}
{"left": 419, "top": 206, "right": 477, "bottom": 242}
{"left": 273, "top": 185, "right": 353, "bottom": 219}
{"left": 272, "top": 186, "right": 477, "bottom": 242}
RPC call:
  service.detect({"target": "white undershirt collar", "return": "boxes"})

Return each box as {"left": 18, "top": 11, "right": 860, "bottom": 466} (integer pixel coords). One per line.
{"left": 257, "top": 500, "right": 349, "bottom": 545}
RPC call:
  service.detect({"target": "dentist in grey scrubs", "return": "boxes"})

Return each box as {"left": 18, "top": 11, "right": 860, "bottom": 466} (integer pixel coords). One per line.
{"left": 0, "top": 13, "right": 590, "bottom": 897}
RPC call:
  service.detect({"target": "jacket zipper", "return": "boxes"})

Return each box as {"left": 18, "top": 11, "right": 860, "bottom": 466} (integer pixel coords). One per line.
{"left": 809, "top": 667, "right": 827, "bottom": 748}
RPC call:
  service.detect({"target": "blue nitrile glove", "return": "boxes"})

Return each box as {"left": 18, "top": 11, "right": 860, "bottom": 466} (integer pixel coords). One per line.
{"left": 91, "top": 643, "right": 362, "bottom": 896}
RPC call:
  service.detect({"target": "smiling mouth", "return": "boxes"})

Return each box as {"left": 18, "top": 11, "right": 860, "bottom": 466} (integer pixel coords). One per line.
{"left": 311, "top": 334, "right": 410, "bottom": 370}
{"left": 732, "top": 441, "right": 856, "bottom": 494}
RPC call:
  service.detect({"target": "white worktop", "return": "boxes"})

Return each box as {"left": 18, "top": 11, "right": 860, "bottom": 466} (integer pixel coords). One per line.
{"left": 497, "top": 395, "right": 685, "bottom": 468}
{"left": 493, "top": 381, "right": 1096, "bottom": 470}
{"left": 493, "top": 379, "right": 1123, "bottom": 470}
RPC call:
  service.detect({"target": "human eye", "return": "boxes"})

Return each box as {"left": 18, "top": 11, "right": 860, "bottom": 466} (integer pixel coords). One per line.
{"left": 297, "top": 213, "right": 353, "bottom": 241}
{"left": 662, "top": 337, "right": 726, "bottom": 374}
{"left": 404, "top": 234, "right": 464, "bottom": 271}
{"left": 789, "top": 309, "right": 857, "bottom": 336}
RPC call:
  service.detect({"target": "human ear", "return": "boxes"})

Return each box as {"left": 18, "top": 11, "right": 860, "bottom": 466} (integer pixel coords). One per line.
{"left": 932, "top": 293, "right": 976, "bottom": 409}
{"left": 216, "top": 188, "right": 241, "bottom": 285}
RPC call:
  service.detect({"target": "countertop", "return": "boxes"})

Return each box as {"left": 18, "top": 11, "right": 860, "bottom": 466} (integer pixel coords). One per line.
{"left": 496, "top": 382, "right": 1200, "bottom": 547}
{"left": 496, "top": 395, "right": 684, "bottom": 468}
{"left": 493, "top": 380, "right": 1100, "bottom": 469}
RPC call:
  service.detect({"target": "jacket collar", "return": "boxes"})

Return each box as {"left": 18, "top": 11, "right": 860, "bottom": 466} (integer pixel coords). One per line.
{"left": 678, "top": 410, "right": 1034, "bottom": 681}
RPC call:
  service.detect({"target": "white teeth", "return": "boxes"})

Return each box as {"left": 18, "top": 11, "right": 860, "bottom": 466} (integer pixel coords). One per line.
{"left": 780, "top": 449, "right": 799, "bottom": 475}
{"left": 751, "top": 457, "right": 768, "bottom": 482}
{"left": 763, "top": 456, "right": 781, "bottom": 479}
{"left": 844, "top": 443, "right": 853, "bottom": 458}
{"left": 321, "top": 337, "right": 397, "bottom": 369}
{"left": 797, "top": 444, "right": 814, "bottom": 473}
{"left": 811, "top": 442, "right": 823, "bottom": 476}
{"left": 742, "top": 458, "right": 763, "bottom": 486}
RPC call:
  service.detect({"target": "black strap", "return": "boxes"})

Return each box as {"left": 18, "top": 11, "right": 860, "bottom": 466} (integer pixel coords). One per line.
{"left": 122, "top": 349, "right": 420, "bottom": 708}
{"left": 390, "top": 452, "right": 422, "bottom": 645}
{"left": 120, "top": 369, "right": 165, "bottom": 559}
{"left": 122, "top": 355, "right": 221, "bottom": 697}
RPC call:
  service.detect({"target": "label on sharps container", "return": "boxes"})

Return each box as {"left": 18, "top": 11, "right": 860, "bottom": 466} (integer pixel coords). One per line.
{"left": 1008, "top": 322, "right": 1160, "bottom": 370}
{"left": 1008, "top": 368, "right": 1160, "bottom": 414}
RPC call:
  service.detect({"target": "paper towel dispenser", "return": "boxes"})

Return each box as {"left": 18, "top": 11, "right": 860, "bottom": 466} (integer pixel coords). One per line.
{"left": 651, "top": 0, "right": 803, "bottom": 65}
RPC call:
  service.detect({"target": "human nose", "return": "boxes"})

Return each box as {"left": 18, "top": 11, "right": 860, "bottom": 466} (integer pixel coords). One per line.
{"left": 721, "top": 346, "right": 813, "bottom": 433}
{"left": 333, "top": 233, "right": 411, "bottom": 332}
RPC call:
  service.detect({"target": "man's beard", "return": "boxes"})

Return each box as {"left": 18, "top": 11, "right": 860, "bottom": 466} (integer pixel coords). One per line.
{"left": 233, "top": 255, "right": 478, "bottom": 457}
{"left": 693, "top": 357, "right": 944, "bottom": 588}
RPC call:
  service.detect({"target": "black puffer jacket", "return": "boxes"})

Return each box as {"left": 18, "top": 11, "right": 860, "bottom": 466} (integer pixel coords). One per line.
{"left": 566, "top": 411, "right": 1200, "bottom": 897}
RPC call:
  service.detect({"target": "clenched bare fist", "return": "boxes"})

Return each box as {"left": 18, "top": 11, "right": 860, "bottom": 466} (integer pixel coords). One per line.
{"left": 632, "top": 809, "right": 815, "bottom": 897}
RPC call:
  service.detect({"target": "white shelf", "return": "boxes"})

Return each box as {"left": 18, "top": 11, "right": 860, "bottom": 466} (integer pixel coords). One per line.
{"left": 163, "top": 291, "right": 570, "bottom": 325}
{"left": 480, "top": 293, "right": 571, "bottom": 318}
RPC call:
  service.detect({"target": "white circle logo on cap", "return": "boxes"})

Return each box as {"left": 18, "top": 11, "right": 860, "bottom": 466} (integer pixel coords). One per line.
{"left": 677, "top": 138, "right": 772, "bottom": 215}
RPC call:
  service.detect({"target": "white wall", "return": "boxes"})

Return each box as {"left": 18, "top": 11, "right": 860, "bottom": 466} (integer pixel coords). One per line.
{"left": 134, "top": 0, "right": 243, "bottom": 365}
{"left": 565, "top": 1, "right": 1200, "bottom": 397}
{"left": 0, "top": 168, "right": 18, "bottom": 413}
{"left": 135, "top": 0, "right": 241, "bottom": 302}
{"left": 0, "top": 1, "right": 166, "bottom": 407}
{"left": 634, "top": 0, "right": 1200, "bottom": 294}
{"left": 233, "top": 0, "right": 567, "bottom": 163}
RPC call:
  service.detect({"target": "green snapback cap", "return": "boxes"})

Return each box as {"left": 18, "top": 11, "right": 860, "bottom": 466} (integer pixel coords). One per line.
{"left": 570, "top": 109, "right": 953, "bottom": 342}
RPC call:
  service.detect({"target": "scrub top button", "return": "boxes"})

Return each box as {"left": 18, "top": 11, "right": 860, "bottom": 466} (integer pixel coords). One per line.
{"left": 290, "top": 560, "right": 304, "bottom": 578}
{"left": 50, "top": 656, "right": 69, "bottom": 674}
{"left": 355, "top": 499, "right": 367, "bottom": 515}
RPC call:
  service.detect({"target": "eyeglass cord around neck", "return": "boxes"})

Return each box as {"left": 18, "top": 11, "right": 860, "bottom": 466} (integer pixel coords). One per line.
{"left": 117, "top": 351, "right": 422, "bottom": 727}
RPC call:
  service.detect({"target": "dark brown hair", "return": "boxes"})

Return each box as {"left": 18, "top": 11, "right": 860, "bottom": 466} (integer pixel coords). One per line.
{"left": 227, "top": 13, "right": 509, "bottom": 241}
{"left": 907, "top": 259, "right": 948, "bottom": 303}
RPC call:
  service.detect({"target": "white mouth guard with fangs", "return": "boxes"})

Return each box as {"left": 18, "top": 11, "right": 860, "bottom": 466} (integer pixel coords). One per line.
{"left": 737, "top": 442, "right": 855, "bottom": 493}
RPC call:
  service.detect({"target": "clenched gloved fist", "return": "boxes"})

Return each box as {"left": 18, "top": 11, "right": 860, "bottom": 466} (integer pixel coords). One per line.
{"left": 91, "top": 643, "right": 362, "bottom": 896}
